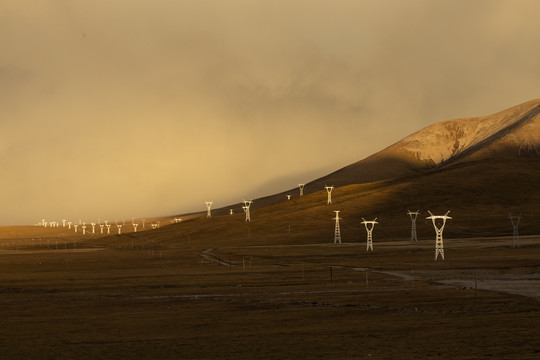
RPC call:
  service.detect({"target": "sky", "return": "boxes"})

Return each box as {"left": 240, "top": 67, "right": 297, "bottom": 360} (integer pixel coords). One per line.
{"left": 1, "top": 0, "right": 540, "bottom": 225}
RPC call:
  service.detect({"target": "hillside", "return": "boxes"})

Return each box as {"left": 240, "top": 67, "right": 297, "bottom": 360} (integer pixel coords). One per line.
{"left": 96, "top": 156, "right": 537, "bottom": 249}
{"left": 306, "top": 99, "right": 540, "bottom": 190}
{"left": 222, "top": 99, "right": 540, "bottom": 215}
{"left": 3, "top": 99, "right": 540, "bottom": 245}
{"left": 78, "top": 98, "right": 538, "bottom": 246}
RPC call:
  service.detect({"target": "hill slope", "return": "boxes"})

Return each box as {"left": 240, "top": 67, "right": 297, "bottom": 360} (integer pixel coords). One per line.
{"left": 103, "top": 99, "right": 540, "bottom": 246}
{"left": 11, "top": 99, "right": 540, "bottom": 245}
{"left": 239, "top": 99, "right": 540, "bottom": 213}
{"left": 307, "top": 99, "right": 540, "bottom": 191}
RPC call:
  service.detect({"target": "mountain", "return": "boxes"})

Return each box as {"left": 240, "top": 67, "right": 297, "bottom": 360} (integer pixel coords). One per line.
{"left": 241, "top": 99, "right": 540, "bottom": 213}
{"left": 4, "top": 99, "right": 540, "bottom": 248}
{"left": 79, "top": 99, "right": 540, "bottom": 247}
{"left": 307, "top": 99, "right": 540, "bottom": 190}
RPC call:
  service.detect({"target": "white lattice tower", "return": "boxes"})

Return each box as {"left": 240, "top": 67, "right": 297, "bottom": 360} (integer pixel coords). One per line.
{"left": 133, "top": 223, "right": 138, "bottom": 232}
{"left": 242, "top": 200, "right": 253, "bottom": 222}
{"left": 508, "top": 213, "right": 522, "bottom": 248}
{"left": 81, "top": 224, "right": 86, "bottom": 235}
{"left": 361, "top": 218, "right": 378, "bottom": 251}
{"left": 68, "top": 221, "right": 72, "bottom": 229}
{"left": 427, "top": 211, "right": 452, "bottom": 260}
{"left": 286, "top": 195, "right": 291, "bottom": 200}
{"left": 62, "top": 219, "right": 66, "bottom": 227}
{"left": 91, "top": 223, "right": 96, "bottom": 234}
{"left": 117, "top": 224, "right": 122, "bottom": 234}
{"left": 74, "top": 224, "right": 79, "bottom": 233}
{"left": 325, "top": 185, "right": 334, "bottom": 205}
{"left": 229, "top": 209, "right": 233, "bottom": 215}
{"left": 333, "top": 211, "right": 342, "bottom": 244}
{"left": 298, "top": 184, "right": 305, "bottom": 197}
{"left": 100, "top": 224, "right": 104, "bottom": 234}
{"left": 407, "top": 210, "right": 420, "bottom": 242}
{"left": 205, "top": 201, "right": 213, "bottom": 218}
{"left": 106, "top": 224, "right": 111, "bottom": 234}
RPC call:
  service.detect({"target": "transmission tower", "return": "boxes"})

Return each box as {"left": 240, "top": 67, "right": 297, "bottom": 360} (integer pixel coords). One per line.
{"left": 325, "top": 185, "right": 334, "bottom": 204}
{"left": 242, "top": 200, "right": 253, "bottom": 222}
{"left": 508, "top": 213, "right": 522, "bottom": 248}
{"left": 333, "top": 211, "right": 342, "bottom": 244}
{"left": 298, "top": 184, "right": 305, "bottom": 197}
{"left": 205, "top": 201, "right": 213, "bottom": 218}
{"left": 407, "top": 210, "right": 420, "bottom": 242}
{"left": 361, "top": 218, "right": 378, "bottom": 251}
{"left": 426, "top": 211, "right": 452, "bottom": 260}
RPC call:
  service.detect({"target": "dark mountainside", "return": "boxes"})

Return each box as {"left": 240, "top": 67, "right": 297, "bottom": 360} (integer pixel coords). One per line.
{"left": 129, "top": 99, "right": 540, "bottom": 246}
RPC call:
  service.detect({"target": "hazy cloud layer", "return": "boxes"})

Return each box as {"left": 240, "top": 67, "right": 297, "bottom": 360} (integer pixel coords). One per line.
{"left": 1, "top": 0, "right": 539, "bottom": 225}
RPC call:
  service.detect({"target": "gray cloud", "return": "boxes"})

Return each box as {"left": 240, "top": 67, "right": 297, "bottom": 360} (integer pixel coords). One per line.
{"left": 1, "top": 0, "right": 539, "bottom": 224}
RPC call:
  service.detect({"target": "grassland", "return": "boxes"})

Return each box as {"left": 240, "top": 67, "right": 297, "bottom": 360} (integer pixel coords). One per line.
{"left": 0, "top": 227, "right": 538, "bottom": 359}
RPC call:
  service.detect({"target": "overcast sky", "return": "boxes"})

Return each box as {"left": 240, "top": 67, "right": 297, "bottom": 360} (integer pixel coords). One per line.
{"left": 1, "top": 0, "right": 540, "bottom": 225}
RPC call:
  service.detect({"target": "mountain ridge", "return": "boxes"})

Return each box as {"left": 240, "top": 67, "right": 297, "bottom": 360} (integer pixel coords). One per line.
{"left": 304, "top": 99, "right": 540, "bottom": 192}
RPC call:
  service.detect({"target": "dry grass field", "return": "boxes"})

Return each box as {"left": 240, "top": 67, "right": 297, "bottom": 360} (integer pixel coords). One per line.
{"left": 0, "top": 227, "right": 538, "bottom": 359}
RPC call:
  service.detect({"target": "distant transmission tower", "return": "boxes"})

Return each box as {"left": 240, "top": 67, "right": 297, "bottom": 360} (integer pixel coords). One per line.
{"left": 333, "top": 211, "right": 342, "bottom": 244}
{"left": 361, "top": 218, "right": 378, "bottom": 251}
{"left": 325, "top": 185, "right": 334, "bottom": 205}
{"left": 298, "top": 184, "right": 305, "bottom": 197}
{"left": 427, "top": 211, "right": 452, "bottom": 260}
{"left": 242, "top": 200, "right": 253, "bottom": 222}
{"left": 205, "top": 201, "right": 213, "bottom": 218}
{"left": 508, "top": 213, "right": 522, "bottom": 248}
{"left": 407, "top": 210, "right": 420, "bottom": 242}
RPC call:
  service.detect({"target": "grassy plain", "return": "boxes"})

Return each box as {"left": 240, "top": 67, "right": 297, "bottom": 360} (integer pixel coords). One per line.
{"left": 0, "top": 228, "right": 538, "bottom": 359}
